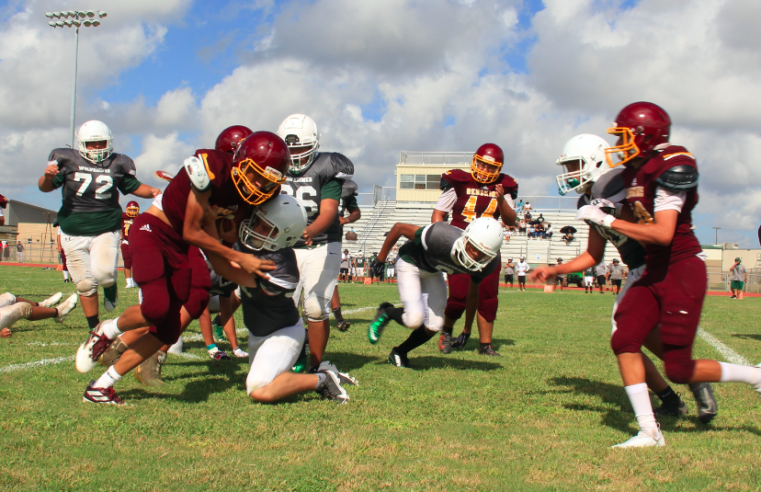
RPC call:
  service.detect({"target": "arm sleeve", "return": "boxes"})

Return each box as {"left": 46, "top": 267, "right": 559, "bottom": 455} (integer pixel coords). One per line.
{"left": 433, "top": 188, "right": 457, "bottom": 213}
{"left": 654, "top": 186, "right": 686, "bottom": 213}
{"left": 118, "top": 174, "right": 143, "bottom": 195}
{"left": 321, "top": 179, "right": 342, "bottom": 201}
{"left": 413, "top": 224, "right": 429, "bottom": 248}
{"left": 51, "top": 172, "right": 65, "bottom": 189}
{"left": 343, "top": 194, "right": 359, "bottom": 210}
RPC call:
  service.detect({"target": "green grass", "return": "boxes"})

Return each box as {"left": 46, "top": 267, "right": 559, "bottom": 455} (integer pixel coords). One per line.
{"left": 1, "top": 266, "right": 761, "bottom": 491}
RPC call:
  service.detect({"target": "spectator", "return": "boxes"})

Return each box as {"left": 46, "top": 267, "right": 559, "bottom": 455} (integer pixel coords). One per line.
{"left": 16, "top": 242, "right": 24, "bottom": 263}
{"left": 730, "top": 257, "right": 748, "bottom": 299}
{"left": 516, "top": 199, "right": 525, "bottom": 214}
{"left": 524, "top": 210, "right": 532, "bottom": 221}
{"left": 554, "top": 258, "right": 565, "bottom": 291}
{"left": 607, "top": 258, "right": 626, "bottom": 295}
{"left": 535, "top": 222, "right": 545, "bottom": 239}
{"left": 385, "top": 258, "right": 395, "bottom": 283}
{"left": 369, "top": 252, "right": 379, "bottom": 283}
{"left": 518, "top": 218, "right": 527, "bottom": 235}
{"left": 346, "top": 227, "right": 358, "bottom": 241}
{"left": 2, "top": 242, "right": 9, "bottom": 262}
{"left": 545, "top": 224, "right": 553, "bottom": 240}
{"left": 595, "top": 261, "right": 607, "bottom": 294}
{"left": 563, "top": 231, "right": 575, "bottom": 245}
{"left": 528, "top": 223, "right": 536, "bottom": 239}
{"left": 536, "top": 213, "right": 545, "bottom": 224}
{"left": 516, "top": 256, "right": 530, "bottom": 291}
{"left": 340, "top": 249, "right": 351, "bottom": 283}
{"left": 350, "top": 258, "right": 357, "bottom": 282}
{"left": 504, "top": 257, "right": 515, "bottom": 290}
{"left": 583, "top": 265, "right": 595, "bottom": 293}
{"left": 503, "top": 227, "right": 512, "bottom": 243}
{"left": 524, "top": 201, "right": 532, "bottom": 211}
{"left": 355, "top": 252, "right": 365, "bottom": 280}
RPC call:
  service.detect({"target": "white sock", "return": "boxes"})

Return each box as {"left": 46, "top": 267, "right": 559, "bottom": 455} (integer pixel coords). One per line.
{"left": 233, "top": 347, "right": 248, "bottom": 357}
{"left": 315, "top": 372, "right": 327, "bottom": 389}
{"left": 63, "top": 271, "right": 69, "bottom": 280}
{"left": 719, "top": 362, "right": 761, "bottom": 387}
{"left": 94, "top": 366, "right": 122, "bottom": 389}
{"left": 625, "top": 383, "right": 659, "bottom": 436}
{"left": 102, "top": 317, "right": 122, "bottom": 339}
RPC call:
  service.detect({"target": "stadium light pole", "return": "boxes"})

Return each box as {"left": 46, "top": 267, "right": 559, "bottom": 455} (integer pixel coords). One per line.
{"left": 45, "top": 10, "right": 108, "bottom": 148}
{"left": 713, "top": 226, "right": 721, "bottom": 245}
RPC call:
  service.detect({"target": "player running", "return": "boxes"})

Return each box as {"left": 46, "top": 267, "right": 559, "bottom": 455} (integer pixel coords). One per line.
{"left": 74, "top": 131, "right": 288, "bottom": 404}
{"left": 431, "top": 143, "right": 518, "bottom": 355}
{"left": 533, "top": 133, "right": 717, "bottom": 425}
{"left": 368, "top": 217, "right": 503, "bottom": 368}
{"left": 121, "top": 201, "right": 139, "bottom": 288}
{"left": 575, "top": 102, "right": 761, "bottom": 448}
{"left": 331, "top": 179, "right": 361, "bottom": 332}
{"left": 276, "top": 114, "right": 354, "bottom": 373}
{"left": 38, "top": 120, "right": 160, "bottom": 331}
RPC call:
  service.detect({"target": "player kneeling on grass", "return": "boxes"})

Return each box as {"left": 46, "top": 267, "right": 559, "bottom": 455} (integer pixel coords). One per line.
{"left": 0, "top": 292, "right": 78, "bottom": 338}
{"left": 208, "top": 196, "right": 357, "bottom": 403}
{"left": 368, "top": 217, "right": 503, "bottom": 368}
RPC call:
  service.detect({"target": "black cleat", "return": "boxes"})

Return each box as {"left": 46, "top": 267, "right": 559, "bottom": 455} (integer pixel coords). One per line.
{"left": 689, "top": 382, "right": 718, "bottom": 424}
{"left": 388, "top": 348, "right": 411, "bottom": 368}
{"left": 478, "top": 344, "right": 501, "bottom": 357}
{"left": 438, "top": 331, "right": 452, "bottom": 354}
{"left": 653, "top": 398, "right": 689, "bottom": 418}
{"left": 336, "top": 319, "right": 351, "bottom": 332}
{"left": 451, "top": 331, "right": 471, "bottom": 350}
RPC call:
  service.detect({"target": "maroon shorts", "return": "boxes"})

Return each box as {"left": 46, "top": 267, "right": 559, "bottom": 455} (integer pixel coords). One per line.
{"left": 120, "top": 242, "right": 132, "bottom": 270}
{"left": 444, "top": 254, "right": 501, "bottom": 323}
{"left": 612, "top": 255, "right": 707, "bottom": 383}
{"left": 128, "top": 214, "right": 210, "bottom": 345}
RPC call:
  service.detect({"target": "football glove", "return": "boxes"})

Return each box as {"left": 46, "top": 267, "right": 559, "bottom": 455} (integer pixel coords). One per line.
{"left": 372, "top": 261, "right": 385, "bottom": 278}
{"left": 576, "top": 205, "right": 615, "bottom": 228}
{"left": 589, "top": 198, "right": 622, "bottom": 217}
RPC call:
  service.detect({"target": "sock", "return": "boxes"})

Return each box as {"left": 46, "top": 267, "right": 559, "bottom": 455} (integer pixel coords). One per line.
{"left": 63, "top": 271, "right": 70, "bottom": 280}
{"left": 94, "top": 365, "right": 122, "bottom": 389}
{"left": 102, "top": 317, "right": 122, "bottom": 339}
{"left": 233, "top": 347, "right": 248, "bottom": 358}
{"left": 396, "top": 327, "right": 435, "bottom": 355}
{"left": 86, "top": 315, "right": 100, "bottom": 330}
{"left": 719, "top": 362, "right": 761, "bottom": 386}
{"left": 385, "top": 307, "right": 406, "bottom": 326}
{"left": 625, "top": 383, "right": 659, "bottom": 437}
{"left": 332, "top": 307, "right": 344, "bottom": 322}
{"left": 655, "top": 386, "right": 680, "bottom": 405}
{"left": 315, "top": 372, "right": 327, "bottom": 389}
{"left": 206, "top": 344, "right": 218, "bottom": 353}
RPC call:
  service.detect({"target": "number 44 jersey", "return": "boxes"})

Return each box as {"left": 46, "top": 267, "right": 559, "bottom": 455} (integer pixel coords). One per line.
{"left": 281, "top": 152, "right": 354, "bottom": 247}
{"left": 438, "top": 169, "right": 518, "bottom": 230}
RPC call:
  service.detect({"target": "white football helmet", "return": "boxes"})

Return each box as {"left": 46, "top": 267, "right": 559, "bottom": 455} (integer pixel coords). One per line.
{"left": 77, "top": 120, "right": 113, "bottom": 164}
{"left": 555, "top": 134, "right": 612, "bottom": 195}
{"left": 239, "top": 195, "right": 307, "bottom": 251}
{"left": 276, "top": 114, "right": 320, "bottom": 174}
{"left": 453, "top": 217, "right": 503, "bottom": 272}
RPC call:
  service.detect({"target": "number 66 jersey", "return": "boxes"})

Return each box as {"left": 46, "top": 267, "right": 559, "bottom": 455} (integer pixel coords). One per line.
{"left": 436, "top": 169, "right": 518, "bottom": 230}
{"left": 49, "top": 148, "right": 142, "bottom": 236}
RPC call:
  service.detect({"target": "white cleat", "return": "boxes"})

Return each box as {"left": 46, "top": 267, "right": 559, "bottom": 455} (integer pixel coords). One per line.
{"left": 75, "top": 322, "right": 113, "bottom": 374}
{"left": 39, "top": 292, "right": 63, "bottom": 308}
{"left": 232, "top": 347, "right": 249, "bottom": 358}
{"left": 318, "top": 360, "right": 359, "bottom": 387}
{"left": 754, "top": 364, "right": 761, "bottom": 397}
{"left": 611, "top": 430, "right": 665, "bottom": 449}
{"left": 53, "top": 294, "right": 78, "bottom": 323}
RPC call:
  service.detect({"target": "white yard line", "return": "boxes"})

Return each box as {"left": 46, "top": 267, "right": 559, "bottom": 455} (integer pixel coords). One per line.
{"left": 0, "top": 355, "right": 73, "bottom": 374}
{"left": 698, "top": 328, "right": 753, "bottom": 366}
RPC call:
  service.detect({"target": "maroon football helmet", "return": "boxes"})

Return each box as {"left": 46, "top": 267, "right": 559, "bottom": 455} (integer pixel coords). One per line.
{"left": 231, "top": 131, "right": 290, "bottom": 205}
{"left": 605, "top": 102, "right": 671, "bottom": 167}
{"left": 126, "top": 201, "right": 140, "bottom": 218}
{"left": 215, "top": 125, "right": 253, "bottom": 154}
{"left": 471, "top": 143, "right": 504, "bottom": 184}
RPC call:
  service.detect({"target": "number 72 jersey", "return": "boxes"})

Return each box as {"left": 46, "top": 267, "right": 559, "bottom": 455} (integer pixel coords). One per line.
{"left": 49, "top": 148, "right": 139, "bottom": 213}
{"left": 439, "top": 169, "right": 518, "bottom": 230}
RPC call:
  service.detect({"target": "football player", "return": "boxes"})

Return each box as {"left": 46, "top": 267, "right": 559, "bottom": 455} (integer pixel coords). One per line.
{"left": 74, "top": 131, "right": 288, "bottom": 404}
{"left": 533, "top": 133, "right": 716, "bottom": 425}
{"left": 121, "top": 201, "right": 139, "bottom": 288}
{"left": 276, "top": 114, "right": 354, "bottom": 373}
{"left": 431, "top": 143, "right": 518, "bottom": 355}
{"left": 368, "top": 217, "right": 503, "bottom": 368}
{"left": 0, "top": 194, "right": 6, "bottom": 226}
{"left": 0, "top": 291, "right": 78, "bottom": 338}
{"left": 574, "top": 102, "right": 761, "bottom": 448}
{"left": 331, "top": 179, "right": 361, "bottom": 332}
{"left": 207, "top": 195, "right": 357, "bottom": 403}
{"left": 38, "top": 121, "right": 160, "bottom": 331}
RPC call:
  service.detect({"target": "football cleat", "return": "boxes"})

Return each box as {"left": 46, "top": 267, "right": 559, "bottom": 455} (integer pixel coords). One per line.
{"left": 653, "top": 398, "right": 688, "bottom": 418}
{"left": 135, "top": 350, "right": 166, "bottom": 387}
{"left": 99, "top": 336, "right": 129, "bottom": 367}
{"left": 76, "top": 322, "right": 114, "bottom": 373}
{"left": 478, "top": 344, "right": 501, "bottom": 357}
{"left": 212, "top": 315, "right": 227, "bottom": 341}
{"left": 388, "top": 348, "right": 411, "bottom": 368}
{"left": 83, "top": 380, "right": 125, "bottom": 405}
{"left": 39, "top": 292, "right": 63, "bottom": 308}
{"left": 611, "top": 430, "right": 665, "bottom": 448}
{"left": 336, "top": 319, "right": 351, "bottom": 332}
{"left": 451, "top": 331, "right": 471, "bottom": 349}
{"left": 209, "top": 348, "right": 231, "bottom": 361}
{"left": 292, "top": 340, "right": 308, "bottom": 373}
{"left": 689, "top": 383, "right": 718, "bottom": 424}
{"left": 53, "top": 293, "right": 78, "bottom": 323}
{"left": 103, "top": 284, "right": 118, "bottom": 312}
{"left": 318, "top": 360, "right": 359, "bottom": 387}
{"left": 368, "top": 302, "right": 393, "bottom": 344}
{"left": 315, "top": 368, "right": 349, "bottom": 404}
{"left": 232, "top": 347, "right": 249, "bottom": 358}
{"left": 438, "top": 331, "right": 452, "bottom": 354}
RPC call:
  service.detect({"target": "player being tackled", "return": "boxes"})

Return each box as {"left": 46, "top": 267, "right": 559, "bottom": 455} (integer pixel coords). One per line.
{"left": 368, "top": 217, "right": 503, "bottom": 368}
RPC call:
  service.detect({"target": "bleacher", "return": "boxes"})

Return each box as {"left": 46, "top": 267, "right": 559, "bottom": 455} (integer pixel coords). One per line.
{"left": 341, "top": 201, "right": 621, "bottom": 266}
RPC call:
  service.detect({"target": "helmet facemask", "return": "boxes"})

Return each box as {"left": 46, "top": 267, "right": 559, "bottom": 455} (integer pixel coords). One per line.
{"left": 77, "top": 120, "right": 113, "bottom": 166}
{"left": 231, "top": 159, "right": 286, "bottom": 206}
{"left": 126, "top": 203, "right": 140, "bottom": 218}
{"left": 239, "top": 210, "right": 280, "bottom": 251}
{"left": 452, "top": 235, "right": 498, "bottom": 272}
{"left": 284, "top": 136, "right": 319, "bottom": 174}
{"left": 604, "top": 126, "right": 640, "bottom": 168}
{"left": 471, "top": 154, "right": 502, "bottom": 184}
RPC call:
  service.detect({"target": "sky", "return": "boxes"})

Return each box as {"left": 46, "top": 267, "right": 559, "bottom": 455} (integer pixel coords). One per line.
{"left": 1, "top": 0, "right": 760, "bottom": 247}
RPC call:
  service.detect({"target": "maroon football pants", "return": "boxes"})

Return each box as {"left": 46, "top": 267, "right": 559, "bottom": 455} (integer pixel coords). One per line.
{"left": 443, "top": 255, "right": 501, "bottom": 323}
{"left": 120, "top": 242, "right": 132, "bottom": 270}
{"left": 612, "top": 255, "right": 707, "bottom": 384}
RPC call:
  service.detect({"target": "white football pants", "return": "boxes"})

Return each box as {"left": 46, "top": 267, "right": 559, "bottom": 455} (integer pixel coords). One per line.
{"left": 292, "top": 242, "right": 341, "bottom": 322}
{"left": 395, "top": 257, "right": 447, "bottom": 332}
{"left": 246, "top": 321, "right": 305, "bottom": 395}
{"left": 60, "top": 230, "right": 120, "bottom": 297}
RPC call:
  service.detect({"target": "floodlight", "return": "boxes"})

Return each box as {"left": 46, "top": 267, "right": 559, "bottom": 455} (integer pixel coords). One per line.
{"left": 86, "top": 11, "right": 95, "bottom": 18}
{"left": 83, "top": 19, "right": 91, "bottom": 26}
{"left": 72, "top": 20, "right": 81, "bottom": 26}
{"left": 92, "top": 20, "right": 100, "bottom": 27}
{"left": 56, "top": 20, "right": 64, "bottom": 26}
{"left": 98, "top": 11, "right": 107, "bottom": 18}
{"left": 53, "top": 11, "right": 61, "bottom": 17}
{"left": 78, "top": 11, "right": 87, "bottom": 17}
{"left": 48, "top": 21, "right": 56, "bottom": 26}
{"left": 45, "top": 12, "right": 55, "bottom": 18}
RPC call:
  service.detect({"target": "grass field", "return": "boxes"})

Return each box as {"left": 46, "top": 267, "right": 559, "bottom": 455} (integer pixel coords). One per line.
{"left": 1, "top": 266, "right": 761, "bottom": 491}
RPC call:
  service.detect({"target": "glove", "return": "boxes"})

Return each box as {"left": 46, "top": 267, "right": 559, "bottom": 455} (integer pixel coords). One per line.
{"left": 576, "top": 205, "right": 615, "bottom": 228}
{"left": 589, "top": 198, "right": 622, "bottom": 217}
{"left": 372, "top": 261, "right": 385, "bottom": 278}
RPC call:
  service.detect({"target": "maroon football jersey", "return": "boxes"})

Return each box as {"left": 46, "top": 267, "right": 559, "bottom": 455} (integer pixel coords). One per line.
{"left": 440, "top": 169, "right": 519, "bottom": 230}
{"left": 621, "top": 145, "right": 702, "bottom": 268}
{"left": 162, "top": 149, "right": 245, "bottom": 235}
{"left": 121, "top": 212, "right": 134, "bottom": 242}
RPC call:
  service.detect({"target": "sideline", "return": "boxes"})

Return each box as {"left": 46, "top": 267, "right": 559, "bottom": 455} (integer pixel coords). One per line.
{"left": 697, "top": 328, "right": 752, "bottom": 366}
{"left": 0, "top": 355, "right": 73, "bottom": 374}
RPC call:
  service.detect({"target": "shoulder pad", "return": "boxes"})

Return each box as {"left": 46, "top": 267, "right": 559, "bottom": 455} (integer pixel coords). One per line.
{"left": 655, "top": 165, "right": 699, "bottom": 191}
{"left": 591, "top": 167, "right": 626, "bottom": 203}
{"left": 114, "top": 154, "right": 137, "bottom": 176}
{"left": 327, "top": 153, "right": 354, "bottom": 180}
{"left": 184, "top": 155, "right": 212, "bottom": 191}
{"left": 447, "top": 169, "right": 473, "bottom": 183}
{"left": 577, "top": 194, "right": 590, "bottom": 209}
{"left": 341, "top": 179, "right": 358, "bottom": 199}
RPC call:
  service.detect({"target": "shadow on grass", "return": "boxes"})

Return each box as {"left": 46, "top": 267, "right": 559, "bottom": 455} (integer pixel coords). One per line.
{"left": 320, "top": 352, "right": 377, "bottom": 372}
{"left": 547, "top": 376, "right": 761, "bottom": 436}
{"left": 731, "top": 333, "right": 761, "bottom": 342}
{"left": 120, "top": 374, "right": 244, "bottom": 403}
{"left": 373, "top": 355, "right": 502, "bottom": 372}
{"left": 454, "top": 338, "right": 515, "bottom": 352}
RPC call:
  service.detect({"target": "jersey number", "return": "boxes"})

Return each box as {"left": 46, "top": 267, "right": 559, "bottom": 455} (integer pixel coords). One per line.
{"left": 73, "top": 172, "right": 113, "bottom": 200}
{"left": 631, "top": 202, "right": 654, "bottom": 225}
{"left": 462, "top": 196, "right": 498, "bottom": 223}
{"left": 281, "top": 184, "right": 318, "bottom": 217}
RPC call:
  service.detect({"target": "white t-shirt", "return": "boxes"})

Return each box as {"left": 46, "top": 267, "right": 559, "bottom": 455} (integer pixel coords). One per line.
{"left": 516, "top": 261, "right": 530, "bottom": 276}
{"left": 654, "top": 187, "right": 686, "bottom": 213}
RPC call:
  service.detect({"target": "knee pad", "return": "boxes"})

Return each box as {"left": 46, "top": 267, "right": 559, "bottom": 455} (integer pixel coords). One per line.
{"left": 663, "top": 345, "right": 696, "bottom": 384}
{"left": 477, "top": 296, "right": 498, "bottom": 323}
{"left": 184, "top": 287, "right": 210, "bottom": 320}
{"left": 444, "top": 299, "right": 466, "bottom": 321}
{"left": 402, "top": 310, "right": 424, "bottom": 330}
{"left": 140, "top": 279, "right": 171, "bottom": 325}
{"left": 94, "top": 265, "right": 116, "bottom": 288}
{"left": 0, "top": 292, "right": 16, "bottom": 309}
{"left": 426, "top": 314, "right": 444, "bottom": 332}
{"left": 76, "top": 278, "right": 97, "bottom": 297}
{"left": 0, "top": 302, "right": 32, "bottom": 328}
{"left": 304, "top": 296, "right": 329, "bottom": 322}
